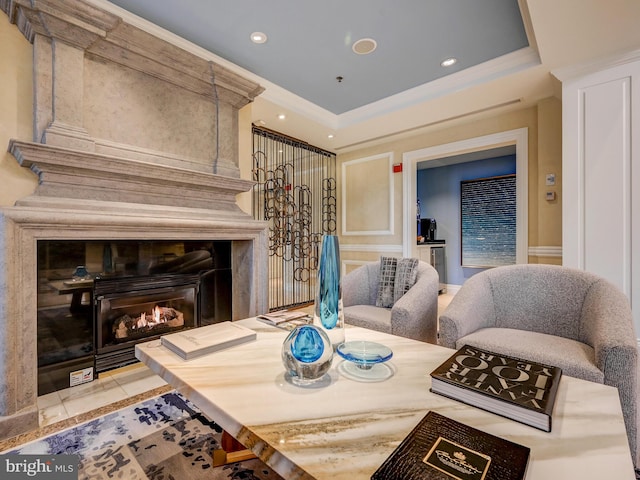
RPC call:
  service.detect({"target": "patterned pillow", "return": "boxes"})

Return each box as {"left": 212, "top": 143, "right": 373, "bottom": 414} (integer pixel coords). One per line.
{"left": 375, "top": 256, "right": 398, "bottom": 308}
{"left": 393, "top": 257, "right": 419, "bottom": 303}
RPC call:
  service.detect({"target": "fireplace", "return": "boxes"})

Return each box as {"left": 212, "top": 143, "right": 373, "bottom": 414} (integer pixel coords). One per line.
{"left": 0, "top": 0, "right": 268, "bottom": 441}
{"left": 37, "top": 239, "right": 234, "bottom": 395}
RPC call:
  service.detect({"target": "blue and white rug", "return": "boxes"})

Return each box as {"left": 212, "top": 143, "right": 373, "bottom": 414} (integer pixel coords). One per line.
{"left": 2, "top": 391, "right": 282, "bottom": 480}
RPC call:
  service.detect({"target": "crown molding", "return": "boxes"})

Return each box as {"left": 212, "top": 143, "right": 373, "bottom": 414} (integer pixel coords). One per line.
{"left": 337, "top": 47, "right": 540, "bottom": 129}
{"left": 552, "top": 47, "right": 640, "bottom": 82}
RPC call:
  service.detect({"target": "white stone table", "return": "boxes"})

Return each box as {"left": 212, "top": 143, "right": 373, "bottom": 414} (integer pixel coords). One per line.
{"left": 135, "top": 318, "right": 635, "bottom": 480}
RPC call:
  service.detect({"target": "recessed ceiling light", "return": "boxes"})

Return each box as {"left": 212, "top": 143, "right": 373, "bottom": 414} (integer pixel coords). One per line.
{"left": 441, "top": 57, "right": 457, "bottom": 67}
{"left": 250, "top": 32, "right": 267, "bottom": 44}
{"left": 352, "top": 38, "right": 377, "bottom": 55}
{"left": 328, "top": 134, "right": 334, "bottom": 139}
{"left": 277, "top": 113, "right": 286, "bottom": 120}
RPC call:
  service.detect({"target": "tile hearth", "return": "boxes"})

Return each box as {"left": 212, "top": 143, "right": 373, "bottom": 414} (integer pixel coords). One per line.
{"left": 37, "top": 364, "right": 167, "bottom": 428}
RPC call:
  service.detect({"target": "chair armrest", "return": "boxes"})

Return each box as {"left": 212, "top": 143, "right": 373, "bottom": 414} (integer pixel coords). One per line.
{"left": 438, "top": 273, "right": 496, "bottom": 348}
{"left": 581, "top": 280, "right": 637, "bottom": 365}
{"left": 580, "top": 279, "right": 637, "bottom": 458}
{"left": 390, "top": 263, "right": 439, "bottom": 344}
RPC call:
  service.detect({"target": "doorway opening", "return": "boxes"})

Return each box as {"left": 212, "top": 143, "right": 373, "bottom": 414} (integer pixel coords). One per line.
{"left": 402, "top": 128, "right": 528, "bottom": 286}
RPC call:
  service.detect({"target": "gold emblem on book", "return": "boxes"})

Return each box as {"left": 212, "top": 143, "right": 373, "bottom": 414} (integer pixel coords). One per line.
{"left": 424, "top": 437, "right": 491, "bottom": 480}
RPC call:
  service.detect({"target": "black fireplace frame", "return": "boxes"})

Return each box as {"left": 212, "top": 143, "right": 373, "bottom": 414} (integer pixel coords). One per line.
{"left": 94, "top": 273, "right": 201, "bottom": 373}
{"left": 36, "top": 239, "right": 234, "bottom": 395}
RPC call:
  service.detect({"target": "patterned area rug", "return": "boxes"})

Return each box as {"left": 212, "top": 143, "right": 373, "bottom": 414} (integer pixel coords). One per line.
{"left": 1, "top": 391, "right": 283, "bottom": 480}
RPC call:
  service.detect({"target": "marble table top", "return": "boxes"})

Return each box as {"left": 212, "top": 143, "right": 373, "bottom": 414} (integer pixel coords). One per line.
{"left": 135, "top": 318, "right": 635, "bottom": 480}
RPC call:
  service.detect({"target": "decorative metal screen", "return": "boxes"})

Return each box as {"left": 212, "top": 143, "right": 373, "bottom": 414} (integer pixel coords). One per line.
{"left": 460, "top": 174, "right": 516, "bottom": 267}
{"left": 252, "top": 126, "right": 337, "bottom": 310}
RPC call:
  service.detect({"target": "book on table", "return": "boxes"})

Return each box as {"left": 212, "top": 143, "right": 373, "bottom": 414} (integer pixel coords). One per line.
{"left": 372, "top": 411, "right": 530, "bottom": 480}
{"left": 160, "top": 321, "right": 256, "bottom": 360}
{"left": 257, "top": 310, "right": 311, "bottom": 325}
{"left": 429, "top": 345, "right": 562, "bottom": 432}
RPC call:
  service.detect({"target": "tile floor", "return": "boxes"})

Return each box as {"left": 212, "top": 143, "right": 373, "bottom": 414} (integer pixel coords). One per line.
{"left": 37, "top": 363, "right": 168, "bottom": 428}
{"left": 35, "top": 291, "right": 455, "bottom": 429}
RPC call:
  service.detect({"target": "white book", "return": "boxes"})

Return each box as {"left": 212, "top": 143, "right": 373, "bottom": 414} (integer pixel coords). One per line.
{"left": 160, "top": 321, "right": 256, "bottom": 360}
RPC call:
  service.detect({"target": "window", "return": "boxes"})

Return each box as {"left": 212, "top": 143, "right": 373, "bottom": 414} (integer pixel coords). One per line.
{"left": 460, "top": 175, "right": 516, "bottom": 267}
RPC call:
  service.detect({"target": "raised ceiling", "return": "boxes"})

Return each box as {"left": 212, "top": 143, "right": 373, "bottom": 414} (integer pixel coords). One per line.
{"left": 98, "top": 0, "right": 640, "bottom": 151}
{"left": 108, "top": 0, "right": 528, "bottom": 115}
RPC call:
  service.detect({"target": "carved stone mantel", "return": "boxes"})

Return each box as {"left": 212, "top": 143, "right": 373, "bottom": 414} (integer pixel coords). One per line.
{"left": 9, "top": 140, "right": 256, "bottom": 210}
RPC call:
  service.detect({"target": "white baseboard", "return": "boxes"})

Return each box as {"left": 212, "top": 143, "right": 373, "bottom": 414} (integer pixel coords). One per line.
{"left": 443, "top": 284, "right": 461, "bottom": 295}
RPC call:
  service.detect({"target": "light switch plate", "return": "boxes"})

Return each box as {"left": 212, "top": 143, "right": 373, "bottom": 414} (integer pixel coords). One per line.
{"left": 545, "top": 173, "right": 556, "bottom": 186}
{"left": 546, "top": 191, "right": 556, "bottom": 201}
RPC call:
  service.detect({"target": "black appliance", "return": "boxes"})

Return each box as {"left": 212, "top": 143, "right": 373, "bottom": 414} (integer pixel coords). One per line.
{"left": 421, "top": 218, "right": 437, "bottom": 242}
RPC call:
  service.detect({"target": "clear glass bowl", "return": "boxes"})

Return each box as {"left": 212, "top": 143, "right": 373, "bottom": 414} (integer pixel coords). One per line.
{"left": 336, "top": 341, "right": 393, "bottom": 371}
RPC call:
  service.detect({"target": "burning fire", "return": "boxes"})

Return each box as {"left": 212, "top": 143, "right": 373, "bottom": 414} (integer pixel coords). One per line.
{"left": 113, "top": 305, "right": 184, "bottom": 339}
{"left": 136, "top": 305, "right": 165, "bottom": 329}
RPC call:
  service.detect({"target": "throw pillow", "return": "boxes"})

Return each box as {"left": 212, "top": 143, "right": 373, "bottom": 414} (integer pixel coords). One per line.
{"left": 393, "top": 257, "right": 419, "bottom": 303}
{"left": 375, "top": 256, "right": 398, "bottom": 308}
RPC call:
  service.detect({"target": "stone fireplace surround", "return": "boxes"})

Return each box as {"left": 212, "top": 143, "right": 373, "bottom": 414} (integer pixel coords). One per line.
{"left": 0, "top": 0, "right": 268, "bottom": 440}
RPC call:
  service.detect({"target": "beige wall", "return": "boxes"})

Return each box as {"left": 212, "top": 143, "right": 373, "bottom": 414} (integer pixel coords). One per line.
{"left": 0, "top": 15, "right": 36, "bottom": 206}
{"left": 530, "top": 97, "right": 562, "bottom": 265}
{"left": 337, "top": 99, "right": 563, "bottom": 273}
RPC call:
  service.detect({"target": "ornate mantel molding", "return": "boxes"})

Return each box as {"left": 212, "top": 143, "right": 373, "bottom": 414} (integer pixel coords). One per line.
{"left": 0, "top": 0, "right": 265, "bottom": 176}
{"left": 9, "top": 140, "right": 256, "bottom": 210}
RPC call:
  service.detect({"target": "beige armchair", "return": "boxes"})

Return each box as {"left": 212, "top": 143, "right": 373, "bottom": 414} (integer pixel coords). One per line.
{"left": 342, "top": 260, "right": 439, "bottom": 344}
{"left": 439, "top": 264, "right": 638, "bottom": 462}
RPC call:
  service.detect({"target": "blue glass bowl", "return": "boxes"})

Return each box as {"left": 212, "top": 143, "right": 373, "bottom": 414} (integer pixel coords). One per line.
{"left": 336, "top": 341, "right": 393, "bottom": 371}
{"left": 281, "top": 325, "right": 333, "bottom": 385}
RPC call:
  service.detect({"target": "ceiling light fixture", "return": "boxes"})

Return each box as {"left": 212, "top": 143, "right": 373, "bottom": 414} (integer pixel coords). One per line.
{"left": 352, "top": 38, "right": 377, "bottom": 55}
{"left": 277, "top": 113, "right": 286, "bottom": 120}
{"left": 441, "top": 57, "right": 457, "bottom": 67}
{"left": 328, "top": 134, "right": 334, "bottom": 139}
{"left": 250, "top": 32, "right": 267, "bottom": 44}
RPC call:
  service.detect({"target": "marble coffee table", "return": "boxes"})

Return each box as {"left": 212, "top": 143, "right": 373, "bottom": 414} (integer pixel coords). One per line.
{"left": 136, "top": 318, "right": 635, "bottom": 480}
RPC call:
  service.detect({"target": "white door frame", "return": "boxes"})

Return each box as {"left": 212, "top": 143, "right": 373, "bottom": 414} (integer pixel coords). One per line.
{"left": 402, "top": 128, "right": 528, "bottom": 263}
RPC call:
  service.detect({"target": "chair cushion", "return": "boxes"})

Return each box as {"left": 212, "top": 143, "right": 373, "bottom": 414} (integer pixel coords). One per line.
{"left": 376, "top": 257, "right": 398, "bottom": 308}
{"left": 455, "top": 328, "right": 604, "bottom": 384}
{"left": 393, "top": 257, "right": 419, "bottom": 303}
{"left": 343, "top": 305, "right": 392, "bottom": 334}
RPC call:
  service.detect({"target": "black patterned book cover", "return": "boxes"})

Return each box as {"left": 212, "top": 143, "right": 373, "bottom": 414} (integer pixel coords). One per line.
{"left": 430, "top": 345, "right": 562, "bottom": 432}
{"left": 371, "top": 411, "right": 530, "bottom": 480}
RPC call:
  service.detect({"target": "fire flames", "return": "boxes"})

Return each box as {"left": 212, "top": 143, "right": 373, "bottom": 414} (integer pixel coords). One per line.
{"left": 113, "top": 305, "right": 184, "bottom": 339}
{"left": 137, "top": 305, "right": 164, "bottom": 328}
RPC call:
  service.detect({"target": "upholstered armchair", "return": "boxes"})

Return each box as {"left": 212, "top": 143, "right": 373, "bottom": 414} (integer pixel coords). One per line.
{"left": 439, "top": 264, "right": 638, "bottom": 461}
{"left": 342, "top": 260, "right": 439, "bottom": 344}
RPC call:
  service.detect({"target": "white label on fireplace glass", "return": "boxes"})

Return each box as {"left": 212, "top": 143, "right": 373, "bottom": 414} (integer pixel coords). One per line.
{"left": 70, "top": 367, "right": 94, "bottom": 387}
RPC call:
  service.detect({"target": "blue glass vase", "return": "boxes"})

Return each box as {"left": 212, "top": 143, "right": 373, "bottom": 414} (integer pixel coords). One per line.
{"left": 314, "top": 235, "right": 344, "bottom": 348}
{"left": 281, "top": 324, "right": 333, "bottom": 385}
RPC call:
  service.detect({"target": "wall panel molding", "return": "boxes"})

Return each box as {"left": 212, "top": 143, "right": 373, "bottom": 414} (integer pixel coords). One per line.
{"left": 341, "top": 153, "right": 394, "bottom": 236}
